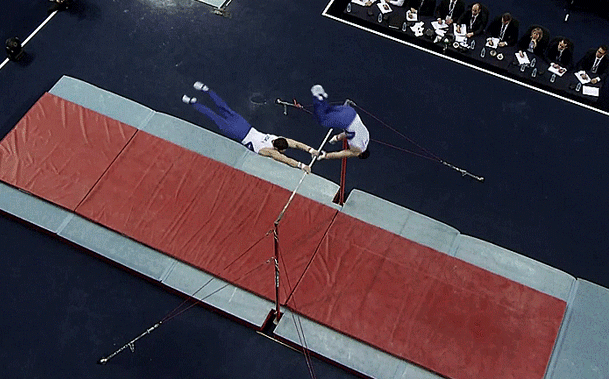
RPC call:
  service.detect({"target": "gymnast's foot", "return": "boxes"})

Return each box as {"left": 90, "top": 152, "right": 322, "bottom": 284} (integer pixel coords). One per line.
{"left": 193, "top": 82, "right": 209, "bottom": 92}
{"left": 311, "top": 84, "right": 328, "bottom": 100}
{"left": 182, "top": 95, "right": 197, "bottom": 104}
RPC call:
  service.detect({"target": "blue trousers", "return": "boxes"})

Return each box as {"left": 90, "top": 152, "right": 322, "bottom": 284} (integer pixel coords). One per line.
{"left": 312, "top": 97, "right": 357, "bottom": 130}
{"left": 192, "top": 90, "right": 251, "bottom": 141}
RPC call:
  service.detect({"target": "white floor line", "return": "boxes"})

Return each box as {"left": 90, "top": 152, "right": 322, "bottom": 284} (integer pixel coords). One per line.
{"left": 0, "top": 11, "right": 58, "bottom": 72}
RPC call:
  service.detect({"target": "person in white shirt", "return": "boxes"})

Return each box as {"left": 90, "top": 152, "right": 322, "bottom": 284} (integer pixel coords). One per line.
{"left": 182, "top": 82, "right": 315, "bottom": 173}
{"left": 309, "top": 85, "right": 370, "bottom": 160}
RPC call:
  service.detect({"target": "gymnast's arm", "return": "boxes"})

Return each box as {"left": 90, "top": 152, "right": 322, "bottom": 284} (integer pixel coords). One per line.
{"left": 323, "top": 148, "right": 362, "bottom": 159}
{"left": 258, "top": 148, "right": 311, "bottom": 173}
{"left": 285, "top": 138, "right": 315, "bottom": 153}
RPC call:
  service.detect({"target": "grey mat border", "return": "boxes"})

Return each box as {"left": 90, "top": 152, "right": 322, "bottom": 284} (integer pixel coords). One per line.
{"left": 343, "top": 189, "right": 575, "bottom": 301}
{"left": 274, "top": 309, "right": 443, "bottom": 379}
{"left": 543, "top": 280, "right": 609, "bottom": 379}
{"left": 0, "top": 182, "right": 273, "bottom": 328}
{"left": 0, "top": 182, "right": 72, "bottom": 233}
{"left": 48, "top": 75, "right": 155, "bottom": 129}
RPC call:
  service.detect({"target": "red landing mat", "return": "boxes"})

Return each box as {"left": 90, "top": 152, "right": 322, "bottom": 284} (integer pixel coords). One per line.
{"left": 0, "top": 93, "right": 337, "bottom": 302}
{"left": 0, "top": 93, "right": 137, "bottom": 210}
{"left": 75, "top": 131, "right": 337, "bottom": 300}
{"left": 287, "top": 212, "right": 567, "bottom": 379}
{"left": 1, "top": 93, "right": 567, "bottom": 379}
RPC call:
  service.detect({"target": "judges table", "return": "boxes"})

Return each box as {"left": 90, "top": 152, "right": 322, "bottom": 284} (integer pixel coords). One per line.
{"left": 344, "top": 1, "right": 603, "bottom": 108}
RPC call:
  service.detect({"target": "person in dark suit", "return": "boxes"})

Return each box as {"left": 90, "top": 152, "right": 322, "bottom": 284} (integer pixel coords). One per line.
{"left": 407, "top": 0, "right": 436, "bottom": 16}
{"left": 545, "top": 37, "right": 575, "bottom": 70}
{"left": 517, "top": 26, "right": 549, "bottom": 57}
{"left": 435, "top": 0, "right": 465, "bottom": 25}
{"left": 575, "top": 45, "right": 608, "bottom": 83}
{"left": 456, "top": 3, "right": 488, "bottom": 38}
{"left": 487, "top": 13, "right": 519, "bottom": 47}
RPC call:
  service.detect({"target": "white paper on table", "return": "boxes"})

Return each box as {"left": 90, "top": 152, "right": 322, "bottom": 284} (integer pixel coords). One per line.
{"left": 453, "top": 23, "right": 467, "bottom": 43}
{"left": 582, "top": 86, "right": 600, "bottom": 97}
{"left": 406, "top": 10, "right": 417, "bottom": 21}
{"left": 548, "top": 64, "right": 567, "bottom": 77}
{"left": 453, "top": 24, "right": 467, "bottom": 37}
{"left": 410, "top": 21, "right": 424, "bottom": 30}
{"left": 377, "top": 1, "right": 392, "bottom": 13}
{"left": 351, "top": 0, "right": 375, "bottom": 6}
{"left": 485, "top": 37, "right": 499, "bottom": 48}
{"left": 410, "top": 25, "right": 425, "bottom": 37}
{"left": 515, "top": 51, "right": 530, "bottom": 65}
{"left": 431, "top": 21, "right": 449, "bottom": 30}
{"left": 574, "top": 70, "right": 592, "bottom": 84}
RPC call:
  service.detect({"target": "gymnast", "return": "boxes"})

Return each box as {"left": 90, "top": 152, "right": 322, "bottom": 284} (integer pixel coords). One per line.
{"left": 182, "top": 82, "right": 315, "bottom": 173}
{"left": 309, "top": 85, "right": 370, "bottom": 160}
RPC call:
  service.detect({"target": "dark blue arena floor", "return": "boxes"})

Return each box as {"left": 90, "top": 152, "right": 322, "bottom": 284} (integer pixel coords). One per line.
{"left": 1, "top": 0, "right": 608, "bottom": 378}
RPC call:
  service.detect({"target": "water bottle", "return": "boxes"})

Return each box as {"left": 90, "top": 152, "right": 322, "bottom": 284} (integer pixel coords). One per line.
{"left": 530, "top": 58, "right": 536, "bottom": 68}
{"left": 520, "top": 64, "right": 526, "bottom": 72}
{"left": 576, "top": 82, "right": 582, "bottom": 91}
{"left": 470, "top": 40, "right": 475, "bottom": 49}
{"left": 347, "top": 3, "right": 351, "bottom": 12}
{"left": 378, "top": 12, "right": 383, "bottom": 23}
{"left": 550, "top": 73, "right": 556, "bottom": 83}
{"left": 480, "top": 47, "right": 486, "bottom": 58}
{"left": 402, "top": 22, "right": 407, "bottom": 32}
{"left": 532, "top": 68, "right": 537, "bottom": 77}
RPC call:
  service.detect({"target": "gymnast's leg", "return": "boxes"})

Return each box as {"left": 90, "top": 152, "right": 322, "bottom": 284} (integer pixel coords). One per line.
{"left": 311, "top": 85, "right": 356, "bottom": 130}
{"left": 184, "top": 83, "right": 252, "bottom": 142}
{"left": 189, "top": 101, "right": 249, "bottom": 141}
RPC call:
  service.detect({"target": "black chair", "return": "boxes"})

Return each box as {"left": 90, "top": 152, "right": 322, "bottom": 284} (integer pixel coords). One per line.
{"left": 5, "top": 37, "right": 25, "bottom": 61}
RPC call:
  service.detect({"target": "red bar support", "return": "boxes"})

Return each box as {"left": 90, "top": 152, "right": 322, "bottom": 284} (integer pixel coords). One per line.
{"left": 332, "top": 139, "right": 348, "bottom": 205}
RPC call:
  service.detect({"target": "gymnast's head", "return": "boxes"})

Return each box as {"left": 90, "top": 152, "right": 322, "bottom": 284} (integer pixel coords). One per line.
{"left": 272, "top": 138, "right": 289, "bottom": 152}
{"left": 358, "top": 148, "right": 370, "bottom": 160}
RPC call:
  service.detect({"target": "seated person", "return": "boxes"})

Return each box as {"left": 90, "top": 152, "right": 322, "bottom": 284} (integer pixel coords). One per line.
{"left": 407, "top": 0, "right": 436, "bottom": 16}
{"left": 575, "top": 45, "right": 608, "bottom": 84}
{"left": 456, "top": 3, "right": 488, "bottom": 38}
{"left": 487, "top": 12, "right": 519, "bottom": 47}
{"left": 386, "top": 0, "right": 406, "bottom": 6}
{"left": 517, "top": 25, "right": 549, "bottom": 57}
{"left": 545, "top": 37, "right": 575, "bottom": 70}
{"left": 435, "top": 0, "right": 465, "bottom": 25}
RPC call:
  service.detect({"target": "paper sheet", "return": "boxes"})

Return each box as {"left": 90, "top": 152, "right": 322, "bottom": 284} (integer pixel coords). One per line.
{"left": 515, "top": 51, "right": 530, "bottom": 65}
{"left": 574, "top": 70, "right": 592, "bottom": 84}
{"left": 431, "top": 20, "right": 449, "bottom": 30}
{"left": 548, "top": 64, "right": 567, "bottom": 77}
{"left": 411, "top": 21, "right": 424, "bottom": 36}
{"left": 351, "top": 0, "right": 375, "bottom": 6}
{"left": 582, "top": 86, "right": 599, "bottom": 97}
{"left": 406, "top": 10, "right": 417, "bottom": 21}
{"left": 453, "top": 23, "right": 467, "bottom": 43}
{"left": 377, "top": 1, "right": 392, "bottom": 13}
{"left": 486, "top": 38, "right": 499, "bottom": 49}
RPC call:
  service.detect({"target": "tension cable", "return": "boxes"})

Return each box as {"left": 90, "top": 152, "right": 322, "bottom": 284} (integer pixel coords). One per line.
{"left": 275, "top": 97, "right": 485, "bottom": 182}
